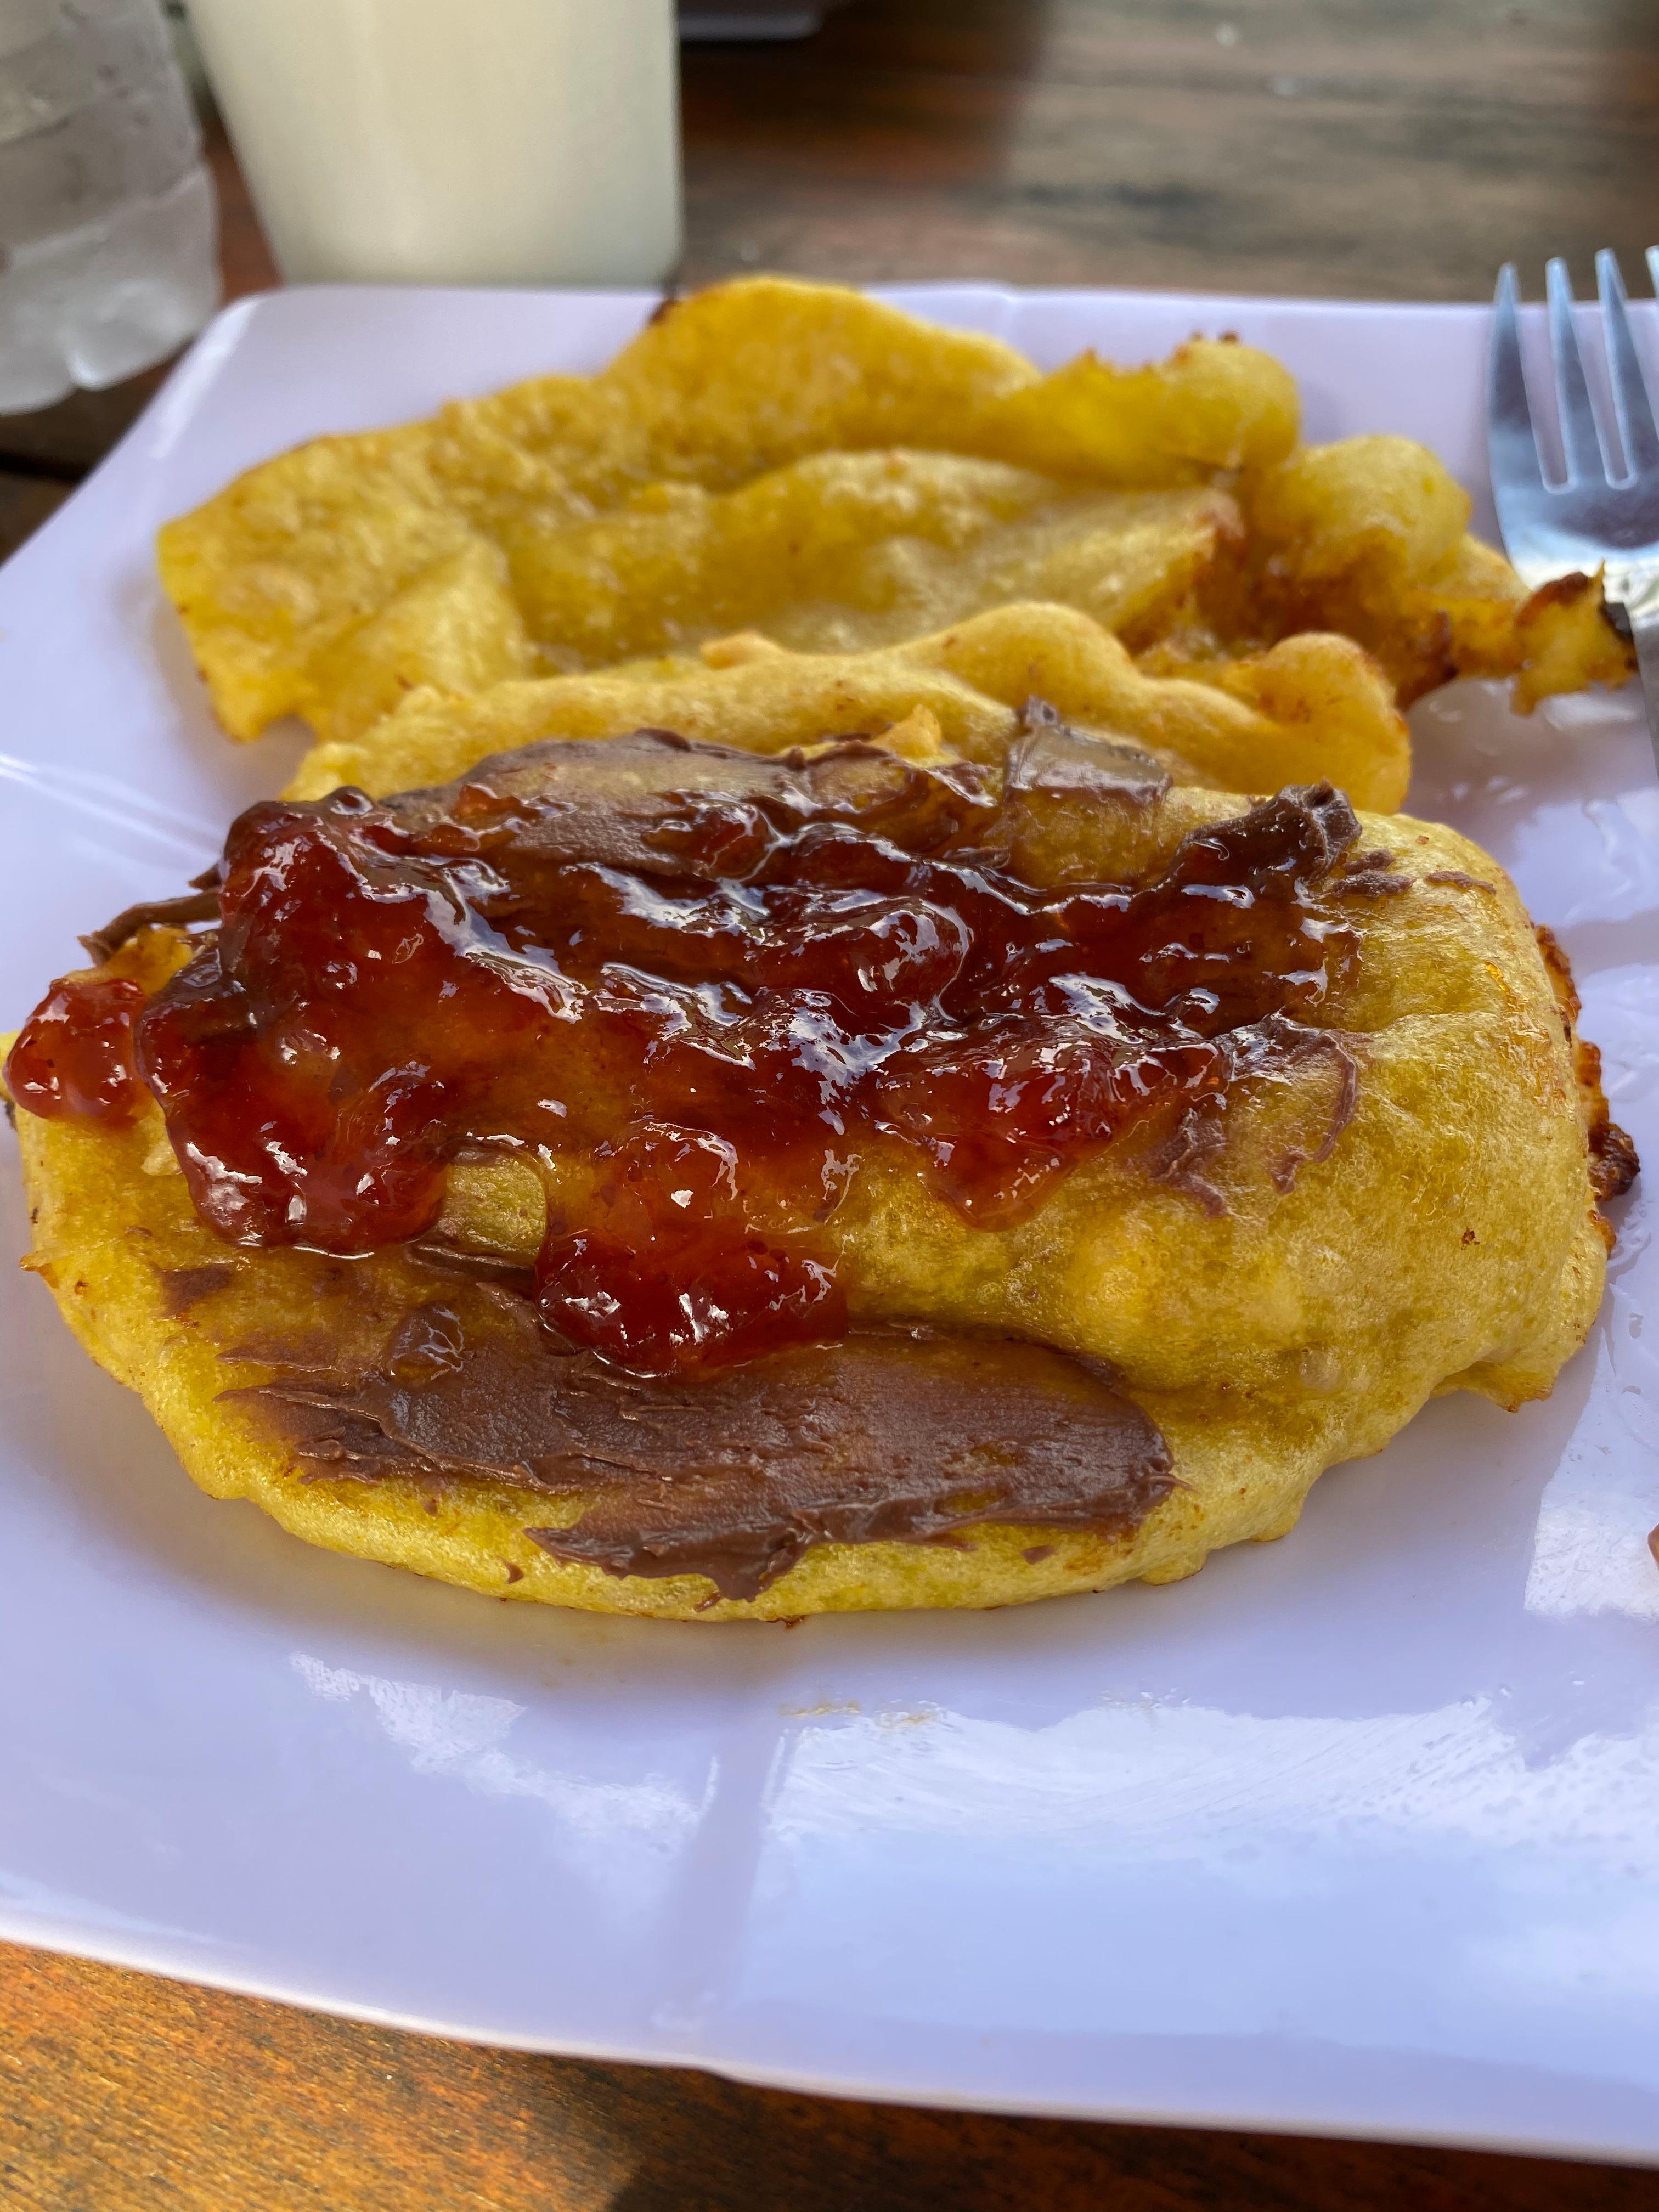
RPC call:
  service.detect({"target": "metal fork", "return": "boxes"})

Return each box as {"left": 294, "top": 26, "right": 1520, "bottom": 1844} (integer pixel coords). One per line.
{"left": 1489, "top": 248, "right": 1659, "bottom": 758}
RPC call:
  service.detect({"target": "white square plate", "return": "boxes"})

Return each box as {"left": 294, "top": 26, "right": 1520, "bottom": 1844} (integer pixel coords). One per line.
{"left": 3, "top": 284, "right": 1658, "bottom": 2164}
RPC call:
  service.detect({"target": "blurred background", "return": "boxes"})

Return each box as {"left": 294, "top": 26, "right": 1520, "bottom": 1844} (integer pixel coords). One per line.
{"left": 4, "top": 5, "right": 1659, "bottom": 2208}
{"left": 3, "top": 0, "right": 1655, "bottom": 563}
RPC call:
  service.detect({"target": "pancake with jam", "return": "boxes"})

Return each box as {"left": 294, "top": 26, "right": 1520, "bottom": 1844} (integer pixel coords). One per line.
{"left": 4, "top": 713, "right": 1634, "bottom": 1617}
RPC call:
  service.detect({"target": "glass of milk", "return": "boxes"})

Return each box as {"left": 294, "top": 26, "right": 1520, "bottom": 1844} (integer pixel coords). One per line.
{"left": 182, "top": 0, "right": 681, "bottom": 286}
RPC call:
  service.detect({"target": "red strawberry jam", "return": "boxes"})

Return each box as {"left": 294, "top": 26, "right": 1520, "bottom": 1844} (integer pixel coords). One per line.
{"left": 5, "top": 974, "right": 147, "bottom": 1127}
{"left": 12, "top": 716, "right": 1378, "bottom": 1376}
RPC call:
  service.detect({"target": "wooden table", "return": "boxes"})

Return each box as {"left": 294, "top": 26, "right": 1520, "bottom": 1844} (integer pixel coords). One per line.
{"left": 3, "top": 4, "right": 1658, "bottom": 2204}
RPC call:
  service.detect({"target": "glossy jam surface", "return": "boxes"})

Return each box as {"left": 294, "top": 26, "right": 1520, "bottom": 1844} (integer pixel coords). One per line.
{"left": 4, "top": 975, "right": 147, "bottom": 1126}
{"left": 18, "top": 725, "right": 1374, "bottom": 1375}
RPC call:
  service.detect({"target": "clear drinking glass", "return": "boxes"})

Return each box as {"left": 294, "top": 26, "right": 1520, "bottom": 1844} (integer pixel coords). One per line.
{"left": 0, "top": 0, "right": 219, "bottom": 413}
{"left": 183, "top": 0, "right": 682, "bottom": 288}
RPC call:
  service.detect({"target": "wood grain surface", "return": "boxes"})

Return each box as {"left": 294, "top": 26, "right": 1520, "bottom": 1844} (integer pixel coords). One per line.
{"left": 4, "top": 2, "right": 1659, "bottom": 2204}
{"left": 680, "top": 0, "right": 1659, "bottom": 299}
{"left": 7, "top": 1943, "right": 1659, "bottom": 2212}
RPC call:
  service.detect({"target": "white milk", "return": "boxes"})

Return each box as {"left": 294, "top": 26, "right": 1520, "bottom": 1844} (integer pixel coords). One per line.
{"left": 183, "top": 0, "right": 681, "bottom": 285}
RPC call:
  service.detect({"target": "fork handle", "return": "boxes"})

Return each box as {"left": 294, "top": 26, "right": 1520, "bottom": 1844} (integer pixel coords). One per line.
{"left": 1629, "top": 607, "right": 1659, "bottom": 773}
{"left": 1618, "top": 580, "right": 1659, "bottom": 772}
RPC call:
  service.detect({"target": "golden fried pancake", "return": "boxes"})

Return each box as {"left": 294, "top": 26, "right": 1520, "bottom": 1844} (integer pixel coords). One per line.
{"left": 5, "top": 716, "right": 1629, "bottom": 1619}
{"left": 288, "top": 601, "right": 1413, "bottom": 815}
{"left": 156, "top": 278, "right": 1627, "bottom": 749}
{"left": 159, "top": 279, "right": 1296, "bottom": 743}
{"left": 1223, "top": 436, "right": 1632, "bottom": 708}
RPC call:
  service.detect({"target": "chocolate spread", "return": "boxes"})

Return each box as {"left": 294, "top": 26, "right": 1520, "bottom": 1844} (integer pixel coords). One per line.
{"left": 236, "top": 1290, "right": 1176, "bottom": 1600}
{"left": 78, "top": 889, "right": 220, "bottom": 966}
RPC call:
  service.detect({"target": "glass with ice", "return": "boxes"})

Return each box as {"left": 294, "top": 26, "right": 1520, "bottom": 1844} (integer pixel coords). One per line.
{"left": 0, "top": 0, "right": 219, "bottom": 414}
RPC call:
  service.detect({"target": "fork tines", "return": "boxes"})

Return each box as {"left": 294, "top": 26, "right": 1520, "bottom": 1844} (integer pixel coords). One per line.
{"left": 1488, "top": 247, "right": 1659, "bottom": 624}
{"left": 1492, "top": 250, "right": 1659, "bottom": 492}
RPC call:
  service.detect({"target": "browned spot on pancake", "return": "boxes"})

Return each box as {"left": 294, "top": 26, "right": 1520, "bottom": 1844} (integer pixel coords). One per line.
{"left": 1535, "top": 924, "right": 1639, "bottom": 1204}
{"left": 1425, "top": 870, "right": 1496, "bottom": 894}
{"left": 156, "top": 1262, "right": 236, "bottom": 1317}
{"left": 1590, "top": 1115, "right": 1641, "bottom": 1203}
{"left": 1331, "top": 867, "right": 1410, "bottom": 897}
